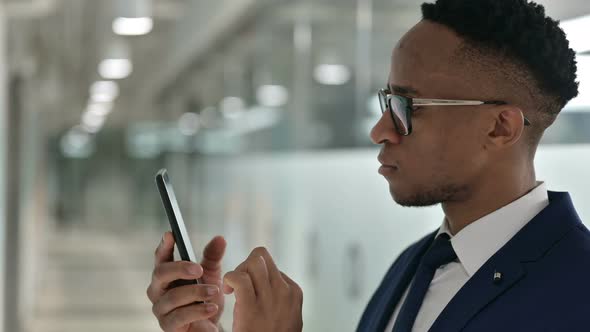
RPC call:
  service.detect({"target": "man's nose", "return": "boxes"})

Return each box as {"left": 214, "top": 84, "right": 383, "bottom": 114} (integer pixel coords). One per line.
{"left": 370, "top": 112, "right": 403, "bottom": 145}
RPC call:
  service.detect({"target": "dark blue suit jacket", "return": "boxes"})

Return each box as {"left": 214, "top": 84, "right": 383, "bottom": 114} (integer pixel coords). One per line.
{"left": 357, "top": 191, "right": 590, "bottom": 332}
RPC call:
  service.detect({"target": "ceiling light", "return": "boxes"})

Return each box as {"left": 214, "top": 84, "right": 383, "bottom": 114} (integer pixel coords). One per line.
{"left": 90, "top": 81, "right": 119, "bottom": 103}
{"left": 220, "top": 96, "right": 246, "bottom": 119}
{"left": 99, "top": 58, "right": 133, "bottom": 80}
{"left": 256, "top": 85, "right": 289, "bottom": 107}
{"left": 313, "top": 64, "right": 351, "bottom": 85}
{"left": 113, "top": 17, "right": 153, "bottom": 36}
{"left": 86, "top": 102, "right": 113, "bottom": 117}
{"left": 81, "top": 111, "right": 107, "bottom": 133}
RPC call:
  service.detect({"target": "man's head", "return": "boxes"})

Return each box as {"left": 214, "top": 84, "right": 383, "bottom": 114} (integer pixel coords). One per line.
{"left": 371, "top": 0, "right": 578, "bottom": 207}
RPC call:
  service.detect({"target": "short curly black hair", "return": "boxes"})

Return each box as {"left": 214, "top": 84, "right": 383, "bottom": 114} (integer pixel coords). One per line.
{"left": 421, "top": 0, "right": 579, "bottom": 140}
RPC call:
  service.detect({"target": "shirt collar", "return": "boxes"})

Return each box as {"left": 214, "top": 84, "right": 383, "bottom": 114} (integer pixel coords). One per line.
{"left": 435, "top": 181, "right": 549, "bottom": 277}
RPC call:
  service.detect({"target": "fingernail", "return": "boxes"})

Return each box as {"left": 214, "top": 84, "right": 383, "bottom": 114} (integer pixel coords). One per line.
{"left": 187, "top": 264, "right": 201, "bottom": 276}
{"left": 206, "top": 303, "right": 218, "bottom": 312}
{"left": 207, "top": 287, "right": 219, "bottom": 296}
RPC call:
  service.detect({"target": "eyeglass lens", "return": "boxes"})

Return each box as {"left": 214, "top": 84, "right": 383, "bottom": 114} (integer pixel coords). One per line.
{"left": 379, "top": 91, "right": 410, "bottom": 135}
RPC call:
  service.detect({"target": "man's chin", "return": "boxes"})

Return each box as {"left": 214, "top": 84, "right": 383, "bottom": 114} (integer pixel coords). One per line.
{"left": 389, "top": 182, "right": 468, "bottom": 207}
{"left": 389, "top": 185, "right": 443, "bottom": 207}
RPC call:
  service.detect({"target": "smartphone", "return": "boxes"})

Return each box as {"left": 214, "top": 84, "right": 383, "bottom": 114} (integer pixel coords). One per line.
{"left": 155, "top": 169, "right": 204, "bottom": 301}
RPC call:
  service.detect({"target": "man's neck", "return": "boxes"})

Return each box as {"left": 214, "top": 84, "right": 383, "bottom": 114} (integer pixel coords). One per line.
{"left": 441, "top": 172, "right": 539, "bottom": 236}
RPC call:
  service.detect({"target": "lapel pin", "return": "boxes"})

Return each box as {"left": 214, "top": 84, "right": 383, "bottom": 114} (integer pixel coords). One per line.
{"left": 493, "top": 271, "right": 503, "bottom": 284}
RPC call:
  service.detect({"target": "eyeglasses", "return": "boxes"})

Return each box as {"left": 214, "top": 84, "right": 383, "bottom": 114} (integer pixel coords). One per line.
{"left": 377, "top": 88, "right": 532, "bottom": 136}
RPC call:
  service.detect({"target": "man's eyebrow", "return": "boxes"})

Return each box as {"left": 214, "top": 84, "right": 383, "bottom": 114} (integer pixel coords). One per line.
{"left": 387, "top": 84, "right": 420, "bottom": 96}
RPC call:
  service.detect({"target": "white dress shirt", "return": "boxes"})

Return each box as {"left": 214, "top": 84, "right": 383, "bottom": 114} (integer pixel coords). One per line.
{"left": 384, "top": 181, "right": 549, "bottom": 332}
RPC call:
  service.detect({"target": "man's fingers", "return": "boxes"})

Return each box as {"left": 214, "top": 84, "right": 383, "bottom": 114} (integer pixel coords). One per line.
{"left": 279, "top": 271, "right": 304, "bottom": 305}
{"left": 222, "top": 278, "right": 234, "bottom": 295}
{"left": 280, "top": 271, "right": 295, "bottom": 286}
{"left": 246, "top": 255, "right": 270, "bottom": 300}
{"left": 227, "top": 248, "right": 276, "bottom": 301}
{"left": 152, "top": 284, "right": 220, "bottom": 318}
{"left": 154, "top": 232, "right": 175, "bottom": 265}
{"left": 158, "top": 302, "right": 219, "bottom": 331}
{"left": 223, "top": 271, "right": 256, "bottom": 306}
{"left": 200, "top": 236, "right": 227, "bottom": 274}
{"left": 249, "top": 247, "right": 284, "bottom": 287}
{"left": 147, "top": 261, "right": 204, "bottom": 302}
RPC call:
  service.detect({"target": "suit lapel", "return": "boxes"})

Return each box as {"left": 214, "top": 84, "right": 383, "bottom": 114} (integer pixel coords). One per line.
{"left": 429, "top": 191, "right": 582, "bottom": 331}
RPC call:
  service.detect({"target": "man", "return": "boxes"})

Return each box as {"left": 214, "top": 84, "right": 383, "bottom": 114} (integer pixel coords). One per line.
{"left": 146, "top": 0, "right": 590, "bottom": 331}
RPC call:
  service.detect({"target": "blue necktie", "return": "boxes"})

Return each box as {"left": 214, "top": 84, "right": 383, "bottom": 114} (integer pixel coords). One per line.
{"left": 392, "top": 233, "right": 457, "bottom": 332}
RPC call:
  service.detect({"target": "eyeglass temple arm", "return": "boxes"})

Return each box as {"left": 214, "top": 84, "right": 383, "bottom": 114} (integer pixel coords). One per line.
{"left": 412, "top": 99, "right": 531, "bottom": 126}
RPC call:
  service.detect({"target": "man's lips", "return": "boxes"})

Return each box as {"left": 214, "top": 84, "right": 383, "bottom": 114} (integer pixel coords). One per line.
{"left": 378, "top": 164, "right": 398, "bottom": 176}
{"left": 377, "top": 153, "right": 399, "bottom": 176}
{"left": 377, "top": 155, "right": 398, "bottom": 168}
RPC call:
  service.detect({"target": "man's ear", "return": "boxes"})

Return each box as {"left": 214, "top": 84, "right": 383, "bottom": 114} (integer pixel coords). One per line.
{"left": 485, "top": 105, "right": 525, "bottom": 149}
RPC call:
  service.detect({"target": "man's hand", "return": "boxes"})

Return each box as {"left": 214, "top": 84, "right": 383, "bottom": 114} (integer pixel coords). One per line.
{"left": 223, "top": 247, "right": 303, "bottom": 332}
{"left": 147, "top": 231, "right": 227, "bottom": 332}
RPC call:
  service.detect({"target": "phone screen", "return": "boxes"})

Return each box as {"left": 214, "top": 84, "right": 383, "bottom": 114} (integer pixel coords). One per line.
{"left": 155, "top": 169, "right": 203, "bottom": 292}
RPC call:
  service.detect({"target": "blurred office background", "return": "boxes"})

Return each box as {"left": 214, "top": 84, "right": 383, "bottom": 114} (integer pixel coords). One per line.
{"left": 1, "top": 0, "right": 590, "bottom": 331}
